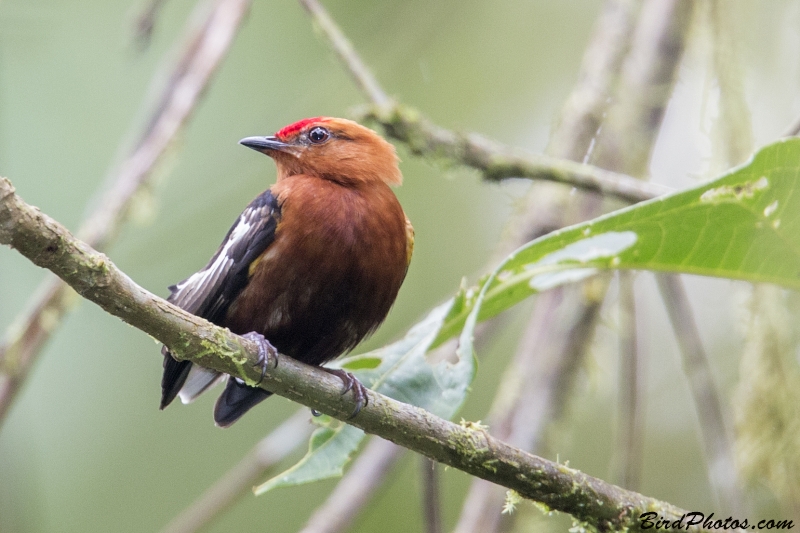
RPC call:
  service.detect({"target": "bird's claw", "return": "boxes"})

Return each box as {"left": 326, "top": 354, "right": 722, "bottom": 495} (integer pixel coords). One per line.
{"left": 322, "top": 368, "right": 369, "bottom": 419}
{"left": 243, "top": 332, "right": 278, "bottom": 385}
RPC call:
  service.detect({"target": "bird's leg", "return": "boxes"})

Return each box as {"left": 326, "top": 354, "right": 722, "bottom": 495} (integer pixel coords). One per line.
{"left": 242, "top": 332, "right": 278, "bottom": 385}
{"left": 321, "top": 367, "right": 369, "bottom": 419}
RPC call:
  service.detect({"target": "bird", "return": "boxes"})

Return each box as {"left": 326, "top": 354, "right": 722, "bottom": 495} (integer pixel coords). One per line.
{"left": 159, "top": 117, "right": 414, "bottom": 427}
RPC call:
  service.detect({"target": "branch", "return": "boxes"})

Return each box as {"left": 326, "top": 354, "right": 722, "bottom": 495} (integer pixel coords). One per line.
{"left": 783, "top": 114, "right": 800, "bottom": 138}
{"left": 357, "top": 104, "right": 670, "bottom": 204}
{"left": 618, "top": 4, "right": 751, "bottom": 514}
{"left": 546, "top": 0, "right": 641, "bottom": 161}
{"left": 134, "top": 0, "right": 171, "bottom": 47}
{"left": 589, "top": 0, "right": 694, "bottom": 175}
{"left": 298, "top": 0, "right": 390, "bottom": 110}
{"left": 613, "top": 272, "right": 644, "bottom": 489}
{"left": 456, "top": 2, "right": 696, "bottom": 530}
{"left": 0, "top": 0, "right": 252, "bottom": 426}
{"left": 657, "top": 274, "right": 742, "bottom": 513}
{"left": 421, "top": 458, "right": 443, "bottom": 533}
{"left": 0, "top": 177, "right": 722, "bottom": 533}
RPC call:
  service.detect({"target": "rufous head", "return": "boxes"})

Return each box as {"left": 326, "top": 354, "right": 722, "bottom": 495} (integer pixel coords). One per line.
{"left": 239, "top": 117, "right": 401, "bottom": 186}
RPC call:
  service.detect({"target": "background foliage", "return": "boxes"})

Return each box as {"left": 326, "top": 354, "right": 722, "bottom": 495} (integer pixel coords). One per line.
{"left": 1, "top": 1, "right": 800, "bottom": 532}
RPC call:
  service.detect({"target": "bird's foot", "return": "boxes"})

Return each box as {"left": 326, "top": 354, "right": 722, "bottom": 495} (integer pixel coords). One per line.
{"left": 242, "top": 332, "right": 278, "bottom": 385}
{"left": 321, "top": 368, "right": 369, "bottom": 419}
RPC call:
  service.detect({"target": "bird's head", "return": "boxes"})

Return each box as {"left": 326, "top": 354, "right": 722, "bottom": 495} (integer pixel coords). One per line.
{"left": 239, "top": 117, "right": 401, "bottom": 186}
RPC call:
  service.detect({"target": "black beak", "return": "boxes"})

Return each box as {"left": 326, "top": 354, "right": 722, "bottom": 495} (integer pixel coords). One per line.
{"left": 239, "top": 136, "right": 300, "bottom": 156}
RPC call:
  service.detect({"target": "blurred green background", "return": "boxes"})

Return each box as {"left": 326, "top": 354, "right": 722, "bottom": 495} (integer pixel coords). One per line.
{"left": 1, "top": 1, "right": 798, "bottom": 532}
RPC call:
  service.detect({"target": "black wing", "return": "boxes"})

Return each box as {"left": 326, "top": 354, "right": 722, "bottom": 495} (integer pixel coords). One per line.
{"left": 160, "top": 190, "right": 280, "bottom": 409}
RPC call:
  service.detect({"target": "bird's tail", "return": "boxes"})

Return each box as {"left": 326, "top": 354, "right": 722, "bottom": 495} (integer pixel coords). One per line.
{"left": 178, "top": 365, "right": 224, "bottom": 404}
{"left": 160, "top": 349, "right": 192, "bottom": 409}
{"left": 160, "top": 347, "right": 222, "bottom": 409}
{"left": 213, "top": 378, "right": 272, "bottom": 428}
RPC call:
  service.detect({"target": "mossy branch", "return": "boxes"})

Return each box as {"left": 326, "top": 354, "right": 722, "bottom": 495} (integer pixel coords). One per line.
{"left": 0, "top": 175, "right": 719, "bottom": 533}
{"left": 356, "top": 103, "right": 670, "bottom": 204}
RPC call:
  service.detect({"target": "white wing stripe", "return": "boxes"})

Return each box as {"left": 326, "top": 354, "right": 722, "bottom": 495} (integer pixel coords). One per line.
{"left": 171, "top": 217, "right": 253, "bottom": 308}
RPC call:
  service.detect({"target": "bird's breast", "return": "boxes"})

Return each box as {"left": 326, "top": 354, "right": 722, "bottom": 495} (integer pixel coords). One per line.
{"left": 223, "top": 176, "right": 410, "bottom": 366}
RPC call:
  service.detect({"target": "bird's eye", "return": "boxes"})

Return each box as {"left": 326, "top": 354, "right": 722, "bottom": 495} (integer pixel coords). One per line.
{"left": 308, "top": 126, "right": 330, "bottom": 144}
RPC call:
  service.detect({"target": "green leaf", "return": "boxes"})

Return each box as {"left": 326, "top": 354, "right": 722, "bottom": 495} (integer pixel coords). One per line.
{"left": 457, "top": 138, "right": 800, "bottom": 364}
{"left": 254, "top": 423, "right": 364, "bottom": 494}
{"left": 338, "top": 356, "right": 382, "bottom": 371}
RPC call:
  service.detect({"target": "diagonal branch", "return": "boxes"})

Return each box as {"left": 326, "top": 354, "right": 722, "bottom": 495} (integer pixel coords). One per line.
{"left": 135, "top": 0, "right": 172, "bottom": 47}
{"left": 0, "top": 0, "right": 252, "bottom": 426}
{"left": 0, "top": 176, "right": 724, "bottom": 533}
{"left": 357, "top": 104, "right": 670, "bottom": 204}
{"left": 298, "top": 0, "right": 390, "bottom": 109}
{"left": 657, "top": 274, "right": 742, "bottom": 513}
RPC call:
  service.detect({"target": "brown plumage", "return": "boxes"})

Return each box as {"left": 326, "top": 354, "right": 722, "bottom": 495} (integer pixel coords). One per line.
{"left": 159, "top": 117, "right": 413, "bottom": 427}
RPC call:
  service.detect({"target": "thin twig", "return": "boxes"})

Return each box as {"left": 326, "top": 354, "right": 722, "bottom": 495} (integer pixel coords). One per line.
{"left": 0, "top": 0, "right": 252, "bottom": 427}
{"left": 707, "top": 1, "right": 753, "bottom": 172}
{"left": 613, "top": 272, "right": 644, "bottom": 489}
{"left": 421, "top": 458, "right": 443, "bottom": 533}
{"left": 588, "top": 0, "right": 740, "bottom": 512}
{"left": 298, "top": 0, "right": 391, "bottom": 110}
{"left": 0, "top": 176, "right": 729, "bottom": 533}
{"left": 359, "top": 104, "right": 670, "bottom": 204}
{"left": 593, "top": 0, "right": 725, "bottom": 505}
{"left": 585, "top": 0, "right": 695, "bottom": 490}
{"left": 597, "top": 0, "right": 743, "bottom": 513}
{"left": 135, "top": 0, "right": 170, "bottom": 47}
{"left": 589, "top": 0, "right": 695, "bottom": 176}
{"left": 782, "top": 115, "right": 800, "bottom": 138}
{"left": 546, "top": 0, "right": 641, "bottom": 161}
{"left": 299, "top": 438, "right": 404, "bottom": 533}
{"left": 161, "top": 410, "right": 314, "bottom": 533}
{"left": 680, "top": 0, "right": 752, "bottom": 514}
{"left": 656, "top": 274, "right": 742, "bottom": 513}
